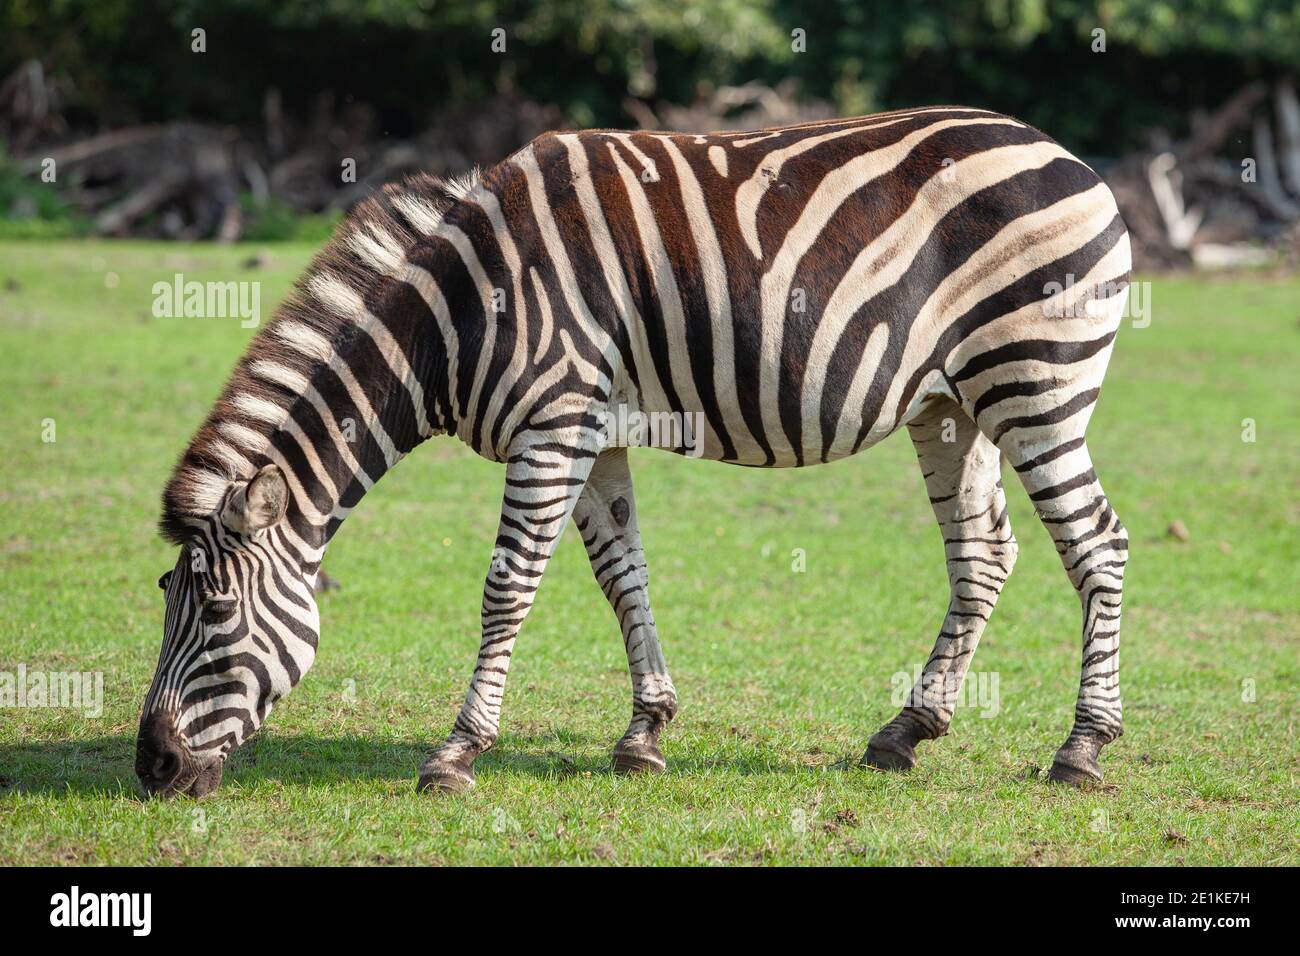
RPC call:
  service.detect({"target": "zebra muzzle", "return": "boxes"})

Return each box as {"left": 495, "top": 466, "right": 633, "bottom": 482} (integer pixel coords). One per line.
{"left": 135, "top": 715, "right": 223, "bottom": 799}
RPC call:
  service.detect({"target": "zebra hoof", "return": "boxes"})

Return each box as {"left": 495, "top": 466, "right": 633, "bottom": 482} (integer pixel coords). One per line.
{"left": 1047, "top": 758, "right": 1103, "bottom": 788}
{"left": 862, "top": 726, "right": 920, "bottom": 772}
{"left": 862, "top": 740, "right": 917, "bottom": 772}
{"left": 1047, "top": 734, "right": 1106, "bottom": 787}
{"left": 612, "top": 742, "right": 666, "bottom": 775}
{"left": 417, "top": 762, "right": 476, "bottom": 794}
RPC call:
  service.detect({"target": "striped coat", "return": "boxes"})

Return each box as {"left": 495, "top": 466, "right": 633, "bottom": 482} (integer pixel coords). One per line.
{"left": 138, "top": 107, "right": 1130, "bottom": 797}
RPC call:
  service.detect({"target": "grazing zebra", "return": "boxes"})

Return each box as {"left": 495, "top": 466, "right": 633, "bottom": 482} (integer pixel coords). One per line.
{"left": 137, "top": 106, "right": 1130, "bottom": 798}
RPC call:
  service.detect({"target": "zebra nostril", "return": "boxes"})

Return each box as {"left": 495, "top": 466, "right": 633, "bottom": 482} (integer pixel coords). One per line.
{"left": 152, "top": 751, "right": 179, "bottom": 782}
{"left": 136, "top": 716, "right": 186, "bottom": 790}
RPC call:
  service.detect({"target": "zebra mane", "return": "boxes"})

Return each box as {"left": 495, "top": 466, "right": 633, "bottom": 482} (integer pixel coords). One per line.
{"left": 158, "top": 167, "right": 481, "bottom": 545}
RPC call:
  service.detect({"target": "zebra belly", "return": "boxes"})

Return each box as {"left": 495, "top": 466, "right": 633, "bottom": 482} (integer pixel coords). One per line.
{"left": 606, "top": 344, "right": 951, "bottom": 468}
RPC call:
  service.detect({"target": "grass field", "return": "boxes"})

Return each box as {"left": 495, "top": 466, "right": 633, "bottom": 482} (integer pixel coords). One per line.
{"left": 1, "top": 239, "right": 1296, "bottom": 865}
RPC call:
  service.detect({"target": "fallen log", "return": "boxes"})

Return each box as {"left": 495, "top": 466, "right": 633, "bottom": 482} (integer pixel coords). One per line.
{"left": 1105, "top": 79, "right": 1300, "bottom": 270}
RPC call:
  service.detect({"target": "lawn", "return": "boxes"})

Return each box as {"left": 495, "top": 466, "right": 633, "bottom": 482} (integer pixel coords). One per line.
{"left": 0, "top": 239, "right": 1296, "bottom": 865}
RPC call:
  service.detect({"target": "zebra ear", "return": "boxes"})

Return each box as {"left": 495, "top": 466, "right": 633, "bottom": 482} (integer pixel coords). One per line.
{"left": 220, "top": 464, "right": 289, "bottom": 536}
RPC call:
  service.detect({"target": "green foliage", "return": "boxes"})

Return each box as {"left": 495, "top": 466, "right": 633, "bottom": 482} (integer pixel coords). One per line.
{"left": 0, "top": 150, "right": 89, "bottom": 237}
{"left": 0, "top": 216, "right": 86, "bottom": 238}
{"left": 771, "top": 0, "right": 1298, "bottom": 152}
{"left": 238, "top": 194, "right": 342, "bottom": 243}
{"left": 3, "top": 1, "right": 1297, "bottom": 157}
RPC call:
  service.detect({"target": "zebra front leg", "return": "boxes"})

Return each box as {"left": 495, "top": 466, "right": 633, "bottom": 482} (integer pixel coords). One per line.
{"left": 418, "top": 441, "right": 596, "bottom": 794}
{"left": 572, "top": 448, "right": 677, "bottom": 774}
{"left": 865, "top": 399, "right": 1017, "bottom": 772}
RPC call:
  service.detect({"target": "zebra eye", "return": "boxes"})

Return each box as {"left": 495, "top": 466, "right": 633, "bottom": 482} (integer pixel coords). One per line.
{"left": 200, "top": 599, "right": 237, "bottom": 624}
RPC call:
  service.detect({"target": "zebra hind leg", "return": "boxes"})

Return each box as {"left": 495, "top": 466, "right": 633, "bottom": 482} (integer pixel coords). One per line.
{"left": 1002, "top": 435, "right": 1127, "bottom": 786}
{"left": 572, "top": 448, "right": 678, "bottom": 774}
{"left": 964, "top": 340, "right": 1127, "bottom": 785}
{"left": 864, "top": 398, "right": 1017, "bottom": 772}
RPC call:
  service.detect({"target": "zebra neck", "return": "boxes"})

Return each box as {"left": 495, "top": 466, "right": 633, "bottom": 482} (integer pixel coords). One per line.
{"left": 159, "top": 170, "right": 477, "bottom": 551}
{"left": 270, "top": 309, "right": 452, "bottom": 551}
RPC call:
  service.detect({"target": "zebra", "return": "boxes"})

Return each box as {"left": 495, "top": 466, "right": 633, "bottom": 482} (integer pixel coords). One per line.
{"left": 137, "top": 106, "right": 1131, "bottom": 798}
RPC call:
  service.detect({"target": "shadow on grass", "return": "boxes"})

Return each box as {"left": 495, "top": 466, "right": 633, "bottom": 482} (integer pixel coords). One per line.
{"left": 0, "top": 732, "right": 807, "bottom": 798}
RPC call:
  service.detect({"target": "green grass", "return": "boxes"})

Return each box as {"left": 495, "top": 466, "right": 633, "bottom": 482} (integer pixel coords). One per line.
{"left": 0, "top": 239, "right": 1296, "bottom": 866}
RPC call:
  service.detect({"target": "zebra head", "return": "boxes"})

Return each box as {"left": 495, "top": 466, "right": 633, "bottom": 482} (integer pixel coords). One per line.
{"left": 137, "top": 465, "right": 320, "bottom": 797}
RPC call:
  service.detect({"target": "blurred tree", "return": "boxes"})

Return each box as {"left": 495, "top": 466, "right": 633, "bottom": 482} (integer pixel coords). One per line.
{"left": 3, "top": 0, "right": 1298, "bottom": 155}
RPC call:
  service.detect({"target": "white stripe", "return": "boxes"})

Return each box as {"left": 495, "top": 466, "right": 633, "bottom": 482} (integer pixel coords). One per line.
{"left": 879, "top": 183, "right": 1118, "bottom": 444}
{"left": 391, "top": 194, "right": 448, "bottom": 236}
{"left": 802, "top": 140, "right": 1078, "bottom": 457}
{"left": 754, "top": 116, "right": 1025, "bottom": 462}
{"left": 513, "top": 142, "right": 613, "bottom": 360}
{"left": 601, "top": 134, "right": 720, "bottom": 455}
{"left": 546, "top": 137, "right": 665, "bottom": 410}
{"left": 707, "top": 145, "right": 728, "bottom": 177}
{"left": 473, "top": 189, "right": 533, "bottom": 456}
{"left": 441, "top": 224, "right": 500, "bottom": 452}
{"left": 658, "top": 137, "right": 762, "bottom": 458}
